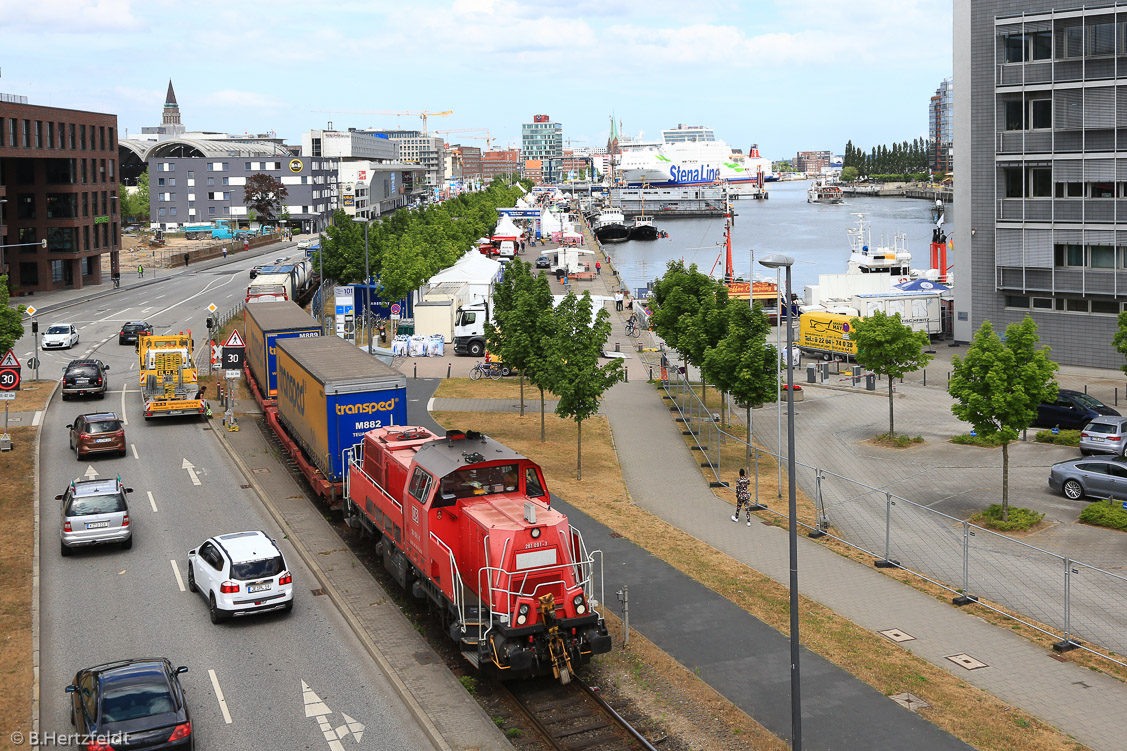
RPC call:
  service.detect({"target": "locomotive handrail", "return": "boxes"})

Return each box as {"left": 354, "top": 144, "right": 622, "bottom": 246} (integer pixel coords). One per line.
{"left": 429, "top": 532, "right": 466, "bottom": 626}
{"left": 347, "top": 453, "right": 403, "bottom": 512}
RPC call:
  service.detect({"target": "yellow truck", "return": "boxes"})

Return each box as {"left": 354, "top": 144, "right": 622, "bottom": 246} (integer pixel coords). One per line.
{"left": 136, "top": 332, "right": 206, "bottom": 420}
{"left": 798, "top": 312, "right": 858, "bottom": 359}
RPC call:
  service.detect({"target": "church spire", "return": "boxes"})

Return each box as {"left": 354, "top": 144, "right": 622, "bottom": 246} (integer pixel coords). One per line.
{"left": 164, "top": 79, "right": 178, "bottom": 106}
{"left": 162, "top": 80, "right": 182, "bottom": 127}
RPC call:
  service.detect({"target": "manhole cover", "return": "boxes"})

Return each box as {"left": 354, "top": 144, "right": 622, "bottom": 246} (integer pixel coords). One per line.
{"left": 945, "top": 653, "right": 988, "bottom": 670}
{"left": 251, "top": 468, "right": 270, "bottom": 474}
{"left": 878, "top": 628, "right": 916, "bottom": 643}
{"left": 889, "top": 692, "right": 931, "bottom": 711}
{"left": 414, "top": 651, "right": 441, "bottom": 665}
{"left": 311, "top": 588, "right": 326, "bottom": 597}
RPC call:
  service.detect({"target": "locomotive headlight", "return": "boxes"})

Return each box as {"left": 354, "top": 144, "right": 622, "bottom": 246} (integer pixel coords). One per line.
{"left": 517, "top": 603, "right": 529, "bottom": 625}
{"left": 530, "top": 527, "right": 541, "bottom": 539}
{"left": 573, "top": 594, "right": 586, "bottom": 615}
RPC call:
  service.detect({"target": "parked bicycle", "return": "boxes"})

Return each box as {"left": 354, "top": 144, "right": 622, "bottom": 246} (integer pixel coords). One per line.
{"left": 469, "top": 361, "right": 504, "bottom": 381}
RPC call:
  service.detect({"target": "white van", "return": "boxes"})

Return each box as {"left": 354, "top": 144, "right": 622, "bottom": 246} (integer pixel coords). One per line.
{"left": 498, "top": 240, "right": 516, "bottom": 259}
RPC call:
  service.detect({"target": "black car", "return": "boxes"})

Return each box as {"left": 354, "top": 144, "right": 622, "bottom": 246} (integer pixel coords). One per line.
{"left": 119, "top": 321, "right": 154, "bottom": 345}
{"left": 62, "top": 360, "right": 110, "bottom": 401}
{"left": 1035, "top": 389, "right": 1120, "bottom": 430}
{"left": 67, "top": 659, "right": 193, "bottom": 750}
{"left": 535, "top": 255, "right": 552, "bottom": 269}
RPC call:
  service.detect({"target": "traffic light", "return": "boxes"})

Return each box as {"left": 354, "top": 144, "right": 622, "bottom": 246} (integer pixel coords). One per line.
{"left": 31, "top": 320, "right": 38, "bottom": 334}
{"left": 206, "top": 317, "right": 215, "bottom": 330}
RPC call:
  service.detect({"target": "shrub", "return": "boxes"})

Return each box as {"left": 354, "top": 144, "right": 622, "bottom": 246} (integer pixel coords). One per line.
{"left": 972, "top": 504, "right": 1044, "bottom": 531}
{"left": 874, "top": 433, "right": 924, "bottom": 448}
{"left": 1034, "top": 429, "right": 1081, "bottom": 446}
{"left": 459, "top": 675, "right": 477, "bottom": 695}
{"left": 951, "top": 433, "right": 1008, "bottom": 447}
{"left": 1079, "top": 499, "right": 1127, "bottom": 531}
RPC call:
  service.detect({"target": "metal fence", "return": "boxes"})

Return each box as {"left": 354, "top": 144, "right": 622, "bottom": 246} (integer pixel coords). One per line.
{"left": 659, "top": 360, "right": 1127, "bottom": 667}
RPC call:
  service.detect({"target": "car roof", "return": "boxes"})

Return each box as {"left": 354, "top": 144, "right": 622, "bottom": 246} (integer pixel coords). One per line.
{"left": 89, "top": 659, "right": 173, "bottom": 687}
{"left": 212, "top": 530, "right": 279, "bottom": 562}
{"left": 48, "top": 323, "right": 75, "bottom": 327}
{"left": 123, "top": 321, "right": 151, "bottom": 327}
{"left": 1087, "top": 415, "right": 1127, "bottom": 425}
{"left": 79, "top": 412, "right": 120, "bottom": 422}
{"left": 71, "top": 478, "right": 123, "bottom": 496}
{"left": 66, "top": 359, "right": 103, "bottom": 367}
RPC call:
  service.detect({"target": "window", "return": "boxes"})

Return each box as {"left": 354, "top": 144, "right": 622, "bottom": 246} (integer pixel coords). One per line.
{"left": 47, "top": 121, "right": 55, "bottom": 149}
{"left": 1004, "top": 99, "right": 1023, "bottom": 131}
{"left": 1092, "top": 299, "right": 1119, "bottom": 314}
{"left": 525, "top": 468, "right": 545, "bottom": 497}
{"left": 82, "top": 193, "right": 88, "bottom": 217}
{"left": 1032, "top": 297, "right": 1053, "bottom": 310}
{"left": 1088, "top": 22, "right": 1115, "bottom": 55}
{"left": 67, "top": 123, "right": 75, "bottom": 149}
{"left": 222, "top": 162, "right": 229, "bottom": 171}
{"left": 1092, "top": 182, "right": 1115, "bottom": 198}
{"left": 208, "top": 206, "right": 216, "bottom": 215}
{"left": 168, "top": 177, "right": 175, "bottom": 186}
{"left": 1029, "top": 167, "right": 1052, "bottom": 197}
{"left": 1005, "top": 295, "right": 1030, "bottom": 308}
{"left": 245, "top": 162, "right": 251, "bottom": 170}
{"left": 408, "top": 468, "right": 433, "bottom": 503}
{"left": 158, "top": 207, "right": 166, "bottom": 217}
{"left": 206, "top": 163, "right": 213, "bottom": 171}
{"left": 1064, "top": 25, "right": 1084, "bottom": 57}
{"left": 108, "top": 159, "right": 114, "bottom": 180}
{"left": 1090, "top": 245, "right": 1115, "bottom": 268}
{"left": 1029, "top": 98, "right": 1051, "bottom": 129}
{"left": 222, "top": 176, "right": 229, "bottom": 185}
{"left": 108, "top": 126, "right": 114, "bottom": 146}
{"left": 170, "top": 207, "right": 177, "bottom": 216}
{"left": 79, "top": 124, "right": 86, "bottom": 150}
{"left": 1005, "top": 33, "right": 1026, "bottom": 62}
{"left": 1056, "top": 182, "right": 1083, "bottom": 198}
{"left": 207, "top": 177, "right": 214, "bottom": 186}
{"left": 1066, "top": 298, "right": 1088, "bottom": 312}
{"left": 187, "top": 170, "right": 194, "bottom": 178}
{"left": 1031, "top": 31, "right": 1052, "bottom": 60}
{"left": 158, "top": 178, "right": 165, "bottom": 186}
{"left": 1003, "top": 168, "right": 1024, "bottom": 198}
{"left": 1055, "top": 244, "right": 1085, "bottom": 267}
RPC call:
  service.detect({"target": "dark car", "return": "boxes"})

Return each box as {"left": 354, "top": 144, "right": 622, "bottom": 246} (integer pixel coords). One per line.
{"left": 119, "top": 321, "right": 154, "bottom": 345}
{"left": 535, "top": 255, "right": 552, "bottom": 269}
{"left": 1048, "top": 457, "right": 1127, "bottom": 500}
{"left": 61, "top": 360, "right": 110, "bottom": 401}
{"left": 67, "top": 659, "right": 192, "bottom": 750}
{"left": 249, "top": 264, "right": 266, "bottom": 279}
{"left": 69, "top": 412, "right": 126, "bottom": 459}
{"left": 1035, "top": 389, "right": 1120, "bottom": 430}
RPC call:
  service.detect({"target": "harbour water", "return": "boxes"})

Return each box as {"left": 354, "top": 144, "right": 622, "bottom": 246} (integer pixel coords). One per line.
{"left": 601, "top": 180, "right": 950, "bottom": 297}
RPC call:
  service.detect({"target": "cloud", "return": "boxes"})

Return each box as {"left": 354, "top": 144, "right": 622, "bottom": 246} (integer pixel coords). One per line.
{"left": 0, "top": 0, "right": 144, "bottom": 31}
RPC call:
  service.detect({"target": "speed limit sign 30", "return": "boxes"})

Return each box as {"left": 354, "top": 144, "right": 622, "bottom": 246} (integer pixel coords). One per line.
{"left": 0, "top": 349, "right": 21, "bottom": 391}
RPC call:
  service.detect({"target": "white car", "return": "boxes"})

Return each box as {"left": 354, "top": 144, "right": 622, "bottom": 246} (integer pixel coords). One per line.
{"left": 187, "top": 531, "right": 294, "bottom": 623}
{"left": 42, "top": 323, "right": 80, "bottom": 350}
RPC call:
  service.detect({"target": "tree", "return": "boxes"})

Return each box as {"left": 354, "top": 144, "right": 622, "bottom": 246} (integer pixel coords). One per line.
{"left": 0, "top": 276, "right": 26, "bottom": 354}
{"left": 849, "top": 311, "right": 933, "bottom": 437}
{"left": 703, "top": 302, "right": 776, "bottom": 466}
{"left": 547, "top": 292, "right": 624, "bottom": 479}
{"left": 948, "top": 318, "right": 1058, "bottom": 521}
{"left": 317, "top": 210, "right": 366, "bottom": 282}
{"left": 486, "top": 259, "right": 546, "bottom": 417}
{"left": 1111, "top": 311, "right": 1127, "bottom": 376}
{"left": 243, "top": 173, "right": 289, "bottom": 222}
{"left": 119, "top": 171, "right": 150, "bottom": 224}
{"left": 841, "top": 166, "right": 859, "bottom": 182}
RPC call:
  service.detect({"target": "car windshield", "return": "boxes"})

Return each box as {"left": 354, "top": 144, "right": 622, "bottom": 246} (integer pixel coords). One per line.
{"left": 67, "top": 493, "right": 126, "bottom": 516}
{"left": 101, "top": 680, "right": 175, "bottom": 723}
{"left": 123, "top": 324, "right": 147, "bottom": 332}
{"left": 1073, "top": 393, "right": 1106, "bottom": 409}
{"left": 47, "top": 326, "right": 69, "bottom": 335}
{"left": 441, "top": 463, "right": 520, "bottom": 499}
{"left": 230, "top": 555, "right": 284, "bottom": 581}
{"left": 85, "top": 420, "right": 122, "bottom": 434}
{"left": 67, "top": 366, "right": 99, "bottom": 378}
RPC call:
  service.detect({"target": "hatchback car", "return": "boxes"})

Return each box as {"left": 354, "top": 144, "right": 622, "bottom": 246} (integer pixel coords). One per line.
{"left": 535, "top": 255, "right": 552, "bottom": 269}
{"left": 1048, "top": 457, "right": 1127, "bottom": 500}
{"left": 69, "top": 412, "right": 126, "bottom": 459}
{"left": 42, "top": 323, "right": 80, "bottom": 349}
{"left": 58, "top": 477, "right": 134, "bottom": 555}
{"left": 1080, "top": 416, "right": 1127, "bottom": 458}
{"left": 67, "top": 658, "right": 193, "bottom": 750}
{"left": 119, "top": 320, "right": 154, "bottom": 345}
{"left": 61, "top": 359, "right": 109, "bottom": 400}
{"left": 1036, "top": 389, "right": 1120, "bottom": 430}
{"left": 187, "top": 531, "right": 294, "bottom": 623}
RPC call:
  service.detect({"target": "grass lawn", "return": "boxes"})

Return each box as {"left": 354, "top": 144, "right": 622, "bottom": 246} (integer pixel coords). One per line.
{"left": 7, "top": 380, "right": 58, "bottom": 412}
{"left": 433, "top": 377, "right": 556, "bottom": 401}
{"left": 431, "top": 409, "right": 1090, "bottom": 751}
{"left": 0, "top": 426, "right": 37, "bottom": 740}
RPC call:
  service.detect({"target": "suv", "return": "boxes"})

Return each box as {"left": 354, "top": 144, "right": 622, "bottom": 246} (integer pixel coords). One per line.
{"left": 1080, "top": 416, "right": 1127, "bottom": 457}
{"left": 62, "top": 360, "right": 110, "bottom": 401}
{"left": 187, "top": 531, "right": 294, "bottom": 623}
{"left": 119, "top": 321, "right": 153, "bottom": 345}
{"left": 68, "top": 412, "right": 126, "bottom": 459}
{"left": 57, "top": 477, "right": 134, "bottom": 556}
{"left": 1035, "top": 389, "right": 1120, "bottom": 430}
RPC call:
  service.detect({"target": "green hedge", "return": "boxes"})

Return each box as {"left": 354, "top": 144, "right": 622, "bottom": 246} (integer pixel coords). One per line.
{"left": 1079, "top": 499, "right": 1127, "bottom": 531}
{"left": 951, "top": 433, "right": 1008, "bottom": 447}
{"left": 1034, "top": 429, "right": 1081, "bottom": 446}
{"left": 973, "top": 504, "right": 1044, "bottom": 531}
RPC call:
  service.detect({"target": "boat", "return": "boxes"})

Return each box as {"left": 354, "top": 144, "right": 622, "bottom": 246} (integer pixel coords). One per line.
{"left": 614, "top": 124, "right": 771, "bottom": 191}
{"left": 845, "top": 214, "right": 911, "bottom": 275}
{"left": 592, "top": 207, "right": 630, "bottom": 244}
{"left": 807, "top": 180, "right": 844, "bottom": 204}
{"left": 628, "top": 215, "right": 660, "bottom": 241}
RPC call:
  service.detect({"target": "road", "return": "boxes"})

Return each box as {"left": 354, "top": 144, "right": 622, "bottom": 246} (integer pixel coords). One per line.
{"left": 36, "top": 250, "right": 436, "bottom": 750}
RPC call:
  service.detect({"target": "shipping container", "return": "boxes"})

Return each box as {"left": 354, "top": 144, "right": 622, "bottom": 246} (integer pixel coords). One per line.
{"left": 243, "top": 301, "right": 322, "bottom": 398}
{"left": 275, "top": 337, "right": 408, "bottom": 482}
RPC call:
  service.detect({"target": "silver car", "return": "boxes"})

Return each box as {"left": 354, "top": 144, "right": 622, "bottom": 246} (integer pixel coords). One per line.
{"left": 1080, "top": 416, "right": 1127, "bottom": 458}
{"left": 58, "top": 478, "right": 134, "bottom": 556}
{"left": 1048, "top": 458, "right": 1127, "bottom": 500}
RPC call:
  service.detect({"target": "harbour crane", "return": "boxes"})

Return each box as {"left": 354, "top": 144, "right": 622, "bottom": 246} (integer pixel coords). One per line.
{"left": 309, "top": 109, "right": 453, "bottom": 134}
{"left": 434, "top": 128, "right": 494, "bottom": 150}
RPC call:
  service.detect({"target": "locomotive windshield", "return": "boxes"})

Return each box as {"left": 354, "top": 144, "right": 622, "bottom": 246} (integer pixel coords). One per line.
{"left": 441, "top": 464, "right": 520, "bottom": 499}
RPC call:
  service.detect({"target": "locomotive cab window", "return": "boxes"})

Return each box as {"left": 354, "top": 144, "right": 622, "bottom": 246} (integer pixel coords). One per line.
{"left": 441, "top": 464, "right": 520, "bottom": 499}
{"left": 408, "top": 467, "right": 434, "bottom": 505}
{"left": 525, "top": 468, "right": 546, "bottom": 498}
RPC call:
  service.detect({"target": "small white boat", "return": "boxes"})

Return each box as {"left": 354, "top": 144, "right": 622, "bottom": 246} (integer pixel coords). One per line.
{"left": 807, "top": 180, "right": 844, "bottom": 204}
{"left": 846, "top": 214, "right": 911, "bottom": 276}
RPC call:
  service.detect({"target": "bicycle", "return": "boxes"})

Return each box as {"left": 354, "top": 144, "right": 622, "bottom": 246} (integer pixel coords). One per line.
{"left": 625, "top": 315, "right": 640, "bottom": 338}
{"left": 469, "top": 361, "right": 503, "bottom": 381}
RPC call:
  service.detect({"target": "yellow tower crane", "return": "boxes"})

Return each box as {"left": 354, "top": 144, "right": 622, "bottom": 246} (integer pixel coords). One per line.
{"left": 310, "top": 109, "right": 453, "bottom": 134}
{"left": 434, "top": 128, "right": 495, "bottom": 150}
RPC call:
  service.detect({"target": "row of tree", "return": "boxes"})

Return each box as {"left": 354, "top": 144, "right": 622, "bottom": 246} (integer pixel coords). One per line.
{"left": 485, "top": 259, "right": 623, "bottom": 479}
{"left": 842, "top": 138, "right": 932, "bottom": 178}
{"left": 316, "top": 179, "right": 531, "bottom": 301}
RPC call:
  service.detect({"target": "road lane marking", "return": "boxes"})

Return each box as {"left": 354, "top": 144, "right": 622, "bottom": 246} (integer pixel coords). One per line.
{"left": 84, "top": 465, "right": 98, "bottom": 479}
{"left": 148, "top": 491, "right": 158, "bottom": 513}
{"left": 154, "top": 294, "right": 167, "bottom": 300}
{"left": 131, "top": 444, "right": 139, "bottom": 459}
{"left": 32, "top": 410, "right": 42, "bottom": 427}
{"left": 427, "top": 397, "right": 434, "bottom": 411}
{"left": 120, "top": 386, "right": 129, "bottom": 425}
{"left": 209, "top": 669, "right": 233, "bottom": 724}
{"left": 170, "top": 560, "right": 185, "bottom": 592}
{"left": 182, "top": 458, "right": 202, "bottom": 486}
{"left": 116, "top": 308, "right": 133, "bottom": 318}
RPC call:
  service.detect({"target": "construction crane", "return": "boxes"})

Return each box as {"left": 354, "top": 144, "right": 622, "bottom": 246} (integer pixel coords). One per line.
{"left": 309, "top": 109, "right": 453, "bottom": 134}
{"left": 434, "top": 128, "right": 494, "bottom": 150}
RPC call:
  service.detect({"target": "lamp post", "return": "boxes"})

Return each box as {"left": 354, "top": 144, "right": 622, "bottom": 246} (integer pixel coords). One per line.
{"left": 353, "top": 216, "right": 371, "bottom": 354}
{"left": 758, "top": 252, "right": 802, "bottom": 751}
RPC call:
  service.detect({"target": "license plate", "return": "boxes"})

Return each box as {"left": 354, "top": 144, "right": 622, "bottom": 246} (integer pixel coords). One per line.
{"left": 96, "top": 438, "right": 113, "bottom": 443}
{"left": 1092, "top": 437, "right": 1105, "bottom": 442}
{"left": 86, "top": 521, "right": 109, "bottom": 529}
{"left": 76, "top": 378, "right": 89, "bottom": 384}
{"left": 248, "top": 583, "right": 271, "bottom": 593}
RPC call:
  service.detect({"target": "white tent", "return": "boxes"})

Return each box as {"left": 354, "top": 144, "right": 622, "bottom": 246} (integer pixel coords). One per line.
{"left": 428, "top": 250, "right": 502, "bottom": 290}
{"left": 493, "top": 215, "right": 522, "bottom": 238}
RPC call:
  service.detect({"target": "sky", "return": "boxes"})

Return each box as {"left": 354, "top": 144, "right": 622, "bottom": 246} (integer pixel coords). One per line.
{"left": 0, "top": 0, "right": 953, "bottom": 159}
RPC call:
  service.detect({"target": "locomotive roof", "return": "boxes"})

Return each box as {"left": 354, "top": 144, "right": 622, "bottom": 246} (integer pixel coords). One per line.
{"left": 414, "top": 431, "right": 526, "bottom": 477}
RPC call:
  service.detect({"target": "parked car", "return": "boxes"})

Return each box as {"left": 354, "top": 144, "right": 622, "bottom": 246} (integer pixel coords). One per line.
{"left": 535, "top": 255, "right": 552, "bottom": 269}
{"left": 66, "top": 659, "right": 193, "bottom": 750}
{"left": 1035, "top": 389, "right": 1120, "bottom": 430}
{"left": 42, "top": 323, "right": 79, "bottom": 349}
{"left": 187, "top": 531, "right": 294, "bottom": 623}
{"left": 68, "top": 412, "right": 126, "bottom": 459}
{"left": 1048, "top": 457, "right": 1127, "bottom": 500}
{"left": 61, "top": 359, "right": 109, "bottom": 400}
{"left": 119, "top": 320, "right": 154, "bottom": 345}
{"left": 1080, "top": 416, "right": 1127, "bottom": 457}
{"left": 57, "top": 477, "right": 134, "bottom": 555}
{"left": 249, "top": 264, "right": 266, "bottom": 279}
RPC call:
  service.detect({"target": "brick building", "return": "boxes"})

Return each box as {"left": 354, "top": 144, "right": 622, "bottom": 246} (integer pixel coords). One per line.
{"left": 481, "top": 149, "right": 522, "bottom": 181}
{"left": 0, "top": 99, "right": 120, "bottom": 292}
{"left": 794, "top": 150, "right": 832, "bottom": 174}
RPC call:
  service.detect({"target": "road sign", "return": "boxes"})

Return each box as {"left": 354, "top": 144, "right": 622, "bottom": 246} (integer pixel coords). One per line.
{"left": 0, "top": 350, "right": 19, "bottom": 368}
{"left": 0, "top": 393, "right": 14, "bottom": 401}
{"left": 223, "top": 329, "right": 245, "bottom": 347}
{"left": 0, "top": 368, "right": 20, "bottom": 391}
{"left": 222, "top": 347, "right": 245, "bottom": 370}
{"left": 207, "top": 303, "right": 218, "bottom": 314}
{"left": 27, "top": 357, "right": 39, "bottom": 370}
{"left": 390, "top": 303, "right": 401, "bottom": 315}
{"left": 23, "top": 305, "right": 37, "bottom": 317}
{"left": 390, "top": 313, "right": 401, "bottom": 321}
{"left": 225, "top": 370, "right": 242, "bottom": 380}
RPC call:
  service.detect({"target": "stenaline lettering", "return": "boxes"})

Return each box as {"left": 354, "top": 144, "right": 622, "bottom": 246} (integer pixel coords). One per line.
{"left": 336, "top": 399, "right": 397, "bottom": 415}
{"left": 668, "top": 165, "right": 720, "bottom": 183}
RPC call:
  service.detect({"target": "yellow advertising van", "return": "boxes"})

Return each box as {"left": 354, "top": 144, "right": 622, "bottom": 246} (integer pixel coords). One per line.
{"left": 798, "top": 312, "right": 858, "bottom": 359}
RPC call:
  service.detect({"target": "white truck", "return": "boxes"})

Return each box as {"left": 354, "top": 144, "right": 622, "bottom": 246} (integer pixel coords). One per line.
{"left": 453, "top": 299, "right": 491, "bottom": 357}
{"left": 245, "top": 260, "right": 312, "bottom": 303}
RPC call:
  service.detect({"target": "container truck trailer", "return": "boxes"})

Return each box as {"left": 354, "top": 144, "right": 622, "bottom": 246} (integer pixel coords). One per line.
{"left": 243, "top": 301, "right": 322, "bottom": 401}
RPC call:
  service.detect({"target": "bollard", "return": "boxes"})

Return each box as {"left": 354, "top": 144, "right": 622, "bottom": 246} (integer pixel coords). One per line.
{"left": 615, "top": 342, "right": 620, "bottom": 353}
{"left": 1117, "top": 387, "right": 1119, "bottom": 406}
{"left": 923, "top": 369, "right": 926, "bottom": 387}
{"left": 413, "top": 362, "right": 417, "bottom": 379}
{"left": 1084, "top": 384, "right": 1088, "bottom": 395}
{"left": 447, "top": 363, "right": 451, "bottom": 379}
{"left": 625, "top": 368, "right": 629, "bottom": 383}
{"left": 649, "top": 366, "right": 653, "bottom": 382}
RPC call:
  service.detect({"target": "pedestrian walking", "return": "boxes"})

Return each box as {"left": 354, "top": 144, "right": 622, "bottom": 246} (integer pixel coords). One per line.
{"left": 137, "top": 264, "right": 144, "bottom": 278}
{"left": 183, "top": 252, "right": 190, "bottom": 266}
{"left": 614, "top": 290, "right": 623, "bottom": 311}
{"left": 222, "top": 247, "right": 228, "bottom": 259}
{"left": 595, "top": 261, "right": 601, "bottom": 275}
{"left": 732, "top": 468, "right": 753, "bottom": 525}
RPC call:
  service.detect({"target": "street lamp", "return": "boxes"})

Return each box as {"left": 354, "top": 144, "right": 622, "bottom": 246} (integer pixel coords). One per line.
{"left": 758, "top": 252, "right": 803, "bottom": 751}
{"left": 353, "top": 216, "right": 372, "bottom": 354}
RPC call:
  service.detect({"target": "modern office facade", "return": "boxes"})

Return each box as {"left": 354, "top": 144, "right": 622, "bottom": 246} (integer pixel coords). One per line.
{"left": 929, "top": 76, "right": 954, "bottom": 174}
{"left": 521, "top": 115, "right": 562, "bottom": 182}
{"left": 364, "top": 130, "right": 445, "bottom": 191}
{"left": 0, "top": 100, "right": 120, "bottom": 293}
{"left": 955, "top": 0, "right": 1127, "bottom": 366}
{"left": 302, "top": 129, "right": 398, "bottom": 161}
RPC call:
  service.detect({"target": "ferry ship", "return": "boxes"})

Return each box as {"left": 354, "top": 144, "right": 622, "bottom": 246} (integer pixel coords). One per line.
{"left": 614, "top": 124, "right": 773, "bottom": 190}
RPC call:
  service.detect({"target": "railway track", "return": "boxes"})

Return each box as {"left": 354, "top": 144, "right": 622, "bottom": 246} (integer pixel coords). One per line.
{"left": 503, "top": 676, "right": 662, "bottom": 751}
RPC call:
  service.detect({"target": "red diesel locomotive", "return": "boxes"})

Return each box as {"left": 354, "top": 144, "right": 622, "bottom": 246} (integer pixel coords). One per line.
{"left": 344, "top": 427, "right": 611, "bottom": 683}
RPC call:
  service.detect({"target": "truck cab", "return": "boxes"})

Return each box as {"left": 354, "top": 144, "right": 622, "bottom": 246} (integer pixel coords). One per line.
{"left": 453, "top": 302, "right": 489, "bottom": 357}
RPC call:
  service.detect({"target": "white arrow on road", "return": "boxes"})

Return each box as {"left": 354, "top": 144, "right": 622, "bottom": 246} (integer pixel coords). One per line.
{"left": 181, "top": 458, "right": 201, "bottom": 486}
{"left": 301, "top": 680, "right": 364, "bottom": 749}
{"left": 84, "top": 465, "right": 98, "bottom": 479}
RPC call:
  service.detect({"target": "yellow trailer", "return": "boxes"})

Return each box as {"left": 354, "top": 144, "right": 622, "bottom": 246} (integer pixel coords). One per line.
{"left": 136, "top": 332, "right": 206, "bottom": 420}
